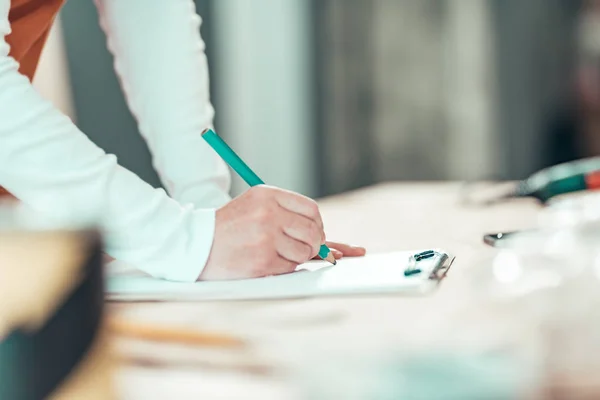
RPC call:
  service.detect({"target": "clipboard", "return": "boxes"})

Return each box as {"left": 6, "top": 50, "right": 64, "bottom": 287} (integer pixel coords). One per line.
{"left": 106, "top": 250, "right": 455, "bottom": 302}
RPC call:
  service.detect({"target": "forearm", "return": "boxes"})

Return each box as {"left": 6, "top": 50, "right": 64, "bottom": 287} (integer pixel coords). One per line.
{"left": 95, "top": 0, "right": 231, "bottom": 208}
{"left": 0, "top": 0, "right": 214, "bottom": 281}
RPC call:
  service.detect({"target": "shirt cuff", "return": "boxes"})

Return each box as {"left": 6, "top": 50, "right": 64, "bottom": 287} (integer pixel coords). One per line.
{"left": 164, "top": 208, "right": 217, "bottom": 282}
{"left": 107, "top": 207, "right": 217, "bottom": 283}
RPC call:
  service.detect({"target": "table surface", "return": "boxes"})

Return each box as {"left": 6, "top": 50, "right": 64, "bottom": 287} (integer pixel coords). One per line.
{"left": 110, "top": 182, "right": 540, "bottom": 399}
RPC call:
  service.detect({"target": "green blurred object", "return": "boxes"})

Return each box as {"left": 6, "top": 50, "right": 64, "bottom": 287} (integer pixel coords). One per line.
{"left": 463, "top": 157, "right": 600, "bottom": 206}
{"left": 515, "top": 157, "right": 600, "bottom": 203}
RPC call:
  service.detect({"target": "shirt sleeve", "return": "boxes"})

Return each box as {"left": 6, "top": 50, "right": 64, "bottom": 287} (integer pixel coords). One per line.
{"left": 0, "top": 0, "right": 215, "bottom": 282}
{"left": 94, "top": 0, "right": 231, "bottom": 209}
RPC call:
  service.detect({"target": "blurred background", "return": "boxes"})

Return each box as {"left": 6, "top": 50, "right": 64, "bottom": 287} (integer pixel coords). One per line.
{"left": 33, "top": 0, "right": 600, "bottom": 198}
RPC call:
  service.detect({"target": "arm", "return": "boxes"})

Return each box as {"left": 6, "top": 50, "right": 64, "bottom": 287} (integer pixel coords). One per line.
{"left": 0, "top": 0, "right": 215, "bottom": 282}
{"left": 94, "top": 0, "right": 231, "bottom": 208}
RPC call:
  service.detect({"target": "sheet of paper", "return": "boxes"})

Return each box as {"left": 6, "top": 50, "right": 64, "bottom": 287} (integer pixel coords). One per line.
{"left": 106, "top": 251, "right": 452, "bottom": 302}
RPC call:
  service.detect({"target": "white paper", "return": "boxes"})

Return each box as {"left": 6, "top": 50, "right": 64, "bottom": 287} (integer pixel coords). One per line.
{"left": 106, "top": 251, "right": 452, "bottom": 302}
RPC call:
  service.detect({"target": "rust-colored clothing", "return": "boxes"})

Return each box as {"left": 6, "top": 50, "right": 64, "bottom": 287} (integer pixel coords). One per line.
{"left": 1, "top": 0, "right": 64, "bottom": 198}
{"left": 6, "top": 0, "right": 64, "bottom": 81}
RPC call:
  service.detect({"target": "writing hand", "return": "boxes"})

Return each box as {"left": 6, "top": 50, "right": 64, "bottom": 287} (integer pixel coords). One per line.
{"left": 200, "top": 185, "right": 325, "bottom": 281}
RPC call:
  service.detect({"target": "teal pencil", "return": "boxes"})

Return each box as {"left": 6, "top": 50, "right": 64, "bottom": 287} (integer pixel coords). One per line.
{"left": 201, "top": 128, "right": 336, "bottom": 265}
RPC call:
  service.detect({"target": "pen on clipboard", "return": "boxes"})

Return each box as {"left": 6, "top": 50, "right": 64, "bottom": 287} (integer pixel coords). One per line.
{"left": 108, "top": 318, "right": 246, "bottom": 348}
{"left": 201, "top": 128, "right": 336, "bottom": 265}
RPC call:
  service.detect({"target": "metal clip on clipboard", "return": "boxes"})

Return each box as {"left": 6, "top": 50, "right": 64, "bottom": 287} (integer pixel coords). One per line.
{"left": 404, "top": 249, "right": 455, "bottom": 286}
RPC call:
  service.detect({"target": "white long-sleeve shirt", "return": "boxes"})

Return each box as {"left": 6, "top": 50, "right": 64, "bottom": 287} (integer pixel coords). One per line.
{"left": 0, "top": 0, "right": 231, "bottom": 282}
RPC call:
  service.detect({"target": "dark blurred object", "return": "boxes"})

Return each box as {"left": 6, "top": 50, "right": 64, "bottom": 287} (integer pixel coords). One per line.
{"left": 543, "top": 0, "right": 600, "bottom": 168}
{"left": 544, "top": 111, "right": 581, "bottom": 167}
{"left": 483, "top": 230, "right": 522, "bottom": 247}
{"left": 0, "top": 222, "right": 113, "bottom": 400}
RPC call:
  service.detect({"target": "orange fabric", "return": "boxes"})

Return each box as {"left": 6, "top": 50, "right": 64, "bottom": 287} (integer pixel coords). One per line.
{"left": 0, "top": 186, "right": 16, "bottom": 200}
{"left": 6, "top": 0, "right": 65, "bottom": 82}
{"left": 0, "top": 0, "right": 64, "bottom": 198}
{"left": 585, "top": 171, "right": 600, "bottom": 190}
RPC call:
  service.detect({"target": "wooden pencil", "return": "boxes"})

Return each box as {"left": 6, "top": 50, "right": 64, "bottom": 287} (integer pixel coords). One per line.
{"left": 108, "top": 318, "right": 246, "bottom": 349}
{"left": 201, "top": 128, "right": 337, "bottom": 266}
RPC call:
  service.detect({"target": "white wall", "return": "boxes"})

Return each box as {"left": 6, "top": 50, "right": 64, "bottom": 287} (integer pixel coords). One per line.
{"left": 212, "top": 0, "right": 315, "bottom": 197}
{"left": 444, "top": 0, "right": 498, "bottom": 180}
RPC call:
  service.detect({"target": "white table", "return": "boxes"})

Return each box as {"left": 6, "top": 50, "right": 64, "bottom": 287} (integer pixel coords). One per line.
{"left": 110, "top": 183, "right": 539, "bottom": 399}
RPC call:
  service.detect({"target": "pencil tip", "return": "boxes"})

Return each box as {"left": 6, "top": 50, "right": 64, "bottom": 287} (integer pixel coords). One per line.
{"left": 324, "top": 252, "right": 337, "bottom": 265}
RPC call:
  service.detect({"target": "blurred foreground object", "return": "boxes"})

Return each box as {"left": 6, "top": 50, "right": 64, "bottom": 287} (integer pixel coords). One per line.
{"left": 0, "top": 204, "right": 113, "bottom": 400}
{"left": 290, "top": 325, "right": 537, "bottom": 399}
{"left": 469, "top": 192, "right": 600, "bottom": 398}
{"left": 297, "top": 190, "right": 600, "bottom": 399}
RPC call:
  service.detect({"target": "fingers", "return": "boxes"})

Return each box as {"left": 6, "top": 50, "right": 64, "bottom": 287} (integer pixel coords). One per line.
{"left": 247, "top": 185, "right": 325, "bottom": 239}
{"left": 271, "top": 256, "right": 300, "bottom": 276}
{"left": 205, "top": 186, "right": 334, "bottom": 281}
{"left": 325, "top": 242, "right": 367, "bottom": 257}
{"left": 275, "top": 233, "right": 315, "bottom": 265}
{"left": 280, "top": 208, "right": 323, "bottom": 256}
{"left": 273, "top": 188, "right": 324, "bottom": 231}
{"left": 331, "top": 249, "right": 344, "bottom": 259}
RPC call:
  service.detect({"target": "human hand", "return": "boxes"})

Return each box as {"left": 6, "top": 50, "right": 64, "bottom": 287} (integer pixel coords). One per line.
{"left": 320, "top": 241, "right": 366, "bottom": 260}
{"left": 199, "top": 185, "right": 326, "bottom": 281}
